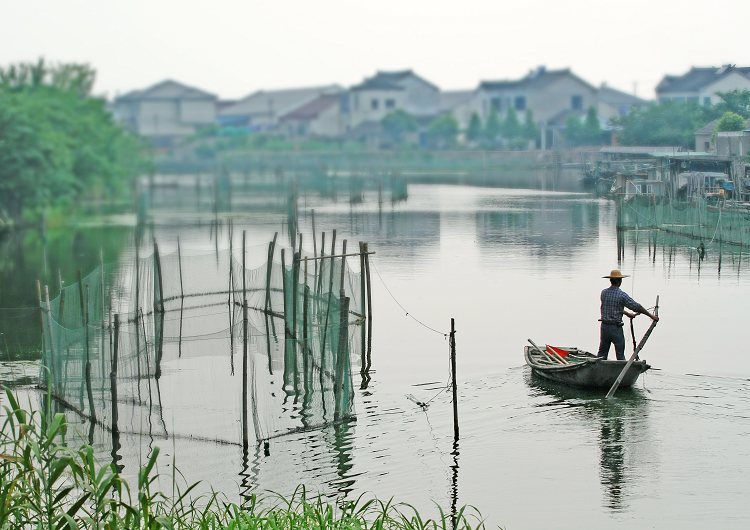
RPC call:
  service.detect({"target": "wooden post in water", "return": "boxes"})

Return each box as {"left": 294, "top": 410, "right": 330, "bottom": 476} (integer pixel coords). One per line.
{"left": 135, "top": 233, "right": 141, "bottom": 318}
{"left": 111, "top": 314, "right": 120, "bottom": 440}
{"left": 228, "top": 227, "right": 233, "bottom": 306}
{"left": 153, "top": 242, "right": 165, "bottom": 313}
{"left": 242, "top": 231, "right": 247, "bottom": 309}
{"left": 317, "top": 232, "right": 326, "bottom": 296}
{"left": 292, "top": 252, "right": 300, "bottom": 339}
{"left": 339, "top": 240, "right": 347, "bottom": 295}
{"left": 281, "top": 249, "right": 288, "bottom": 336}
{"left": 311, "top": 209, "right": 318, "bottom": 280}
{"left": 358, "top": 242, "right": 367, "bottom": 383}
{"left": 265, "top": 240, "right": 273, "bottom": 312}
{"left": 450, "top": 318, "right": 459, "bottom": 441}
{"left": 100, "top": 249, "right": 107, "bottom": 390}
{"left": 363, "top": 243, "right": 373, "bottom": 357}
{"left": 334, "top": 294, "right": 350, "bottom": 420}
{"left": 78, "top": 275, "right": 96, "bottom": 424}
{"left": 177, "top": 237, "right": 184, "bottom": 300}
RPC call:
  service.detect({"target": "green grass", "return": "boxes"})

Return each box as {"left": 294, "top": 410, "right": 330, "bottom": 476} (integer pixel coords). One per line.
{"left": 1, "top": 387, "right": 488, "bottom": 529}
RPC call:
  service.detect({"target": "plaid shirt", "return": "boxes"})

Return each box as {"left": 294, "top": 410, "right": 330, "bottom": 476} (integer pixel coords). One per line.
{"left": 600, "top": 286, "right": 644, "bottom": 324}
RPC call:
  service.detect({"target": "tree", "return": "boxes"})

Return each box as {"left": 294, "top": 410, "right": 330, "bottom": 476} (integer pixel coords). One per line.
{"left": 0, "top": 60, "right": 145, "bottom": 223}
{"left": 523, "top": 110, "right": 540, "bottom": 145}
{"left": 565, "top": 107, "right": 603, "bottom": 146}
{"left": 614, "top": 100, "right": 714, "bottom": 148}
{"left": 466, "top": 113, "right": 483, "bottom": 144}
{"left": 501, "top": 108, "right": 522, "bottom": 144}
{"left": 381, "top": 110, "right": 418, "bottom": 146}
{"left": 715, "top": 111, "right": 746, "bottom": 132}
{"left": 483, "top": 108, "right": 501, "bottom": 147}
{"left": 714, "top": 90, "right": 750, "bottom": 119}
{"left": 425, "top": 114, "right": 459, "bottom": 149}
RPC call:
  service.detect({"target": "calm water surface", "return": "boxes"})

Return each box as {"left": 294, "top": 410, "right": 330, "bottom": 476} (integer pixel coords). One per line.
{"left": 2, "top": 181, "right": 749, "bottom": 529}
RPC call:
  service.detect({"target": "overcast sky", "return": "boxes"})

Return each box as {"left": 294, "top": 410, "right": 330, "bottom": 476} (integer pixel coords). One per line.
{"left": 3, "top": 0, "right": 748, "bottom": 101}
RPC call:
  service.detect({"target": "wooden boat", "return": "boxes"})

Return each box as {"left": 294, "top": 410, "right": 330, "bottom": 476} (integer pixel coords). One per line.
{"left": 524, "top": 344, "right": 650, "bottom": 389}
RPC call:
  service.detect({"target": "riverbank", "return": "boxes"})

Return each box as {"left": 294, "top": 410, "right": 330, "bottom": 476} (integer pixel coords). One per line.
{"left": 0, "top": 387, "right": 486, "bottom": 529}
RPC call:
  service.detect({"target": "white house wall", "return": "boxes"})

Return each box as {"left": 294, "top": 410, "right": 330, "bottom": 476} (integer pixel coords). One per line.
{"left": 309, "top": 105, "right": 345, "bottom": 137}
{"left": 137, "top": 100, "right": 193, "bottom": 136}
{"left": 700, "top": 72, "right": 750, "bottom": 105}
{"left": 179, "top": 100, "right": 216, "bottom": 125}
{"left": 348, "top": 90, "right": 407, "bottom": 127}
{"left": 399, "top": 77, "right": 439, "bottom": 116}
{"left": 529, "top": 77, "right": 597, "bottom": 123}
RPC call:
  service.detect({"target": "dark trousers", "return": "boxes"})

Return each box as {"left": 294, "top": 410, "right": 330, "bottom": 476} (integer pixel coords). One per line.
{"left": 598, "top": 323, "right": 625, "bottom": 360}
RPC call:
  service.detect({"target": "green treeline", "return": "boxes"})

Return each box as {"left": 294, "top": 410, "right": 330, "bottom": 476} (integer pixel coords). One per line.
{"left": 0, "top": 60, "right": 146, "bottom": 226}
{"left": 615, "top": 90, "right": 750, "bottom": 148}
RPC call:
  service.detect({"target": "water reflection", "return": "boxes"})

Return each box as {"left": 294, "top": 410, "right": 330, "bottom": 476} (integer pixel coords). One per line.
{"left": 525, "top": 373, "right": 650, "bottom": 512}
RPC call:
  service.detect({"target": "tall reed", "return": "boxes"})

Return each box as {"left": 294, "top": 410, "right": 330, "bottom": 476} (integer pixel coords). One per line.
{"left": 0, "top": 387, "right": 488, "bottom": 529}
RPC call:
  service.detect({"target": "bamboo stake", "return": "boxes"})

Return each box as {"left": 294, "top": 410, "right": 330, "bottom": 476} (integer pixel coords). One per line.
{"left": 339, "top": 240, "right": 347, "bottom": 295}
{"left": 364, "top": 243, "right": 373, "bottom": 356}
{"left": 100, "top": 249, "right": 106, "bottom": 393}
{"left": 177, "top": 236, "right": 184, "bottom": 300}
{"left": 153, "top": 242, "right": 164, "bottom": 313}
{"left": 450, "top": 318, "right": 459, "bottom": 440}
{"left": 81, "top": 279, "right": 96, "bottom": 423}
{"left": 242, "top": 231, "right": 247, "bottom": 309}
{"left": 334, "top": 294, "right": 349, "bottom": 421}
{"left": 311, "top": 209, "right": 318, "bottom": 280}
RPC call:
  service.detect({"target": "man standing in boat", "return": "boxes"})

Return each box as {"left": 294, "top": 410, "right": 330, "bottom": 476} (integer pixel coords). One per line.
{"left": 599, "top": 269, "right": 659, "bottom": 360}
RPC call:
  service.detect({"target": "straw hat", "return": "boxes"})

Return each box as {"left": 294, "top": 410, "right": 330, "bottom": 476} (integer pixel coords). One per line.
{"left": 603, "top": 269, "right": 629, "bottom": 279}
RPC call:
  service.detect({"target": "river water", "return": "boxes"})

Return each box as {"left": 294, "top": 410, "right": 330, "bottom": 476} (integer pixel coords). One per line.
{"left": 2, "top": 177, "right": 749, "bottom": 529}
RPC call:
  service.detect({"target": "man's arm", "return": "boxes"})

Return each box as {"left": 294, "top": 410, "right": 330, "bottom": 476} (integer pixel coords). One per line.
{"left": 640, "top": 307, "right": 659, "bottom": 322}
{"left": 623, "top": 294, "right": 659, "bottom": 322}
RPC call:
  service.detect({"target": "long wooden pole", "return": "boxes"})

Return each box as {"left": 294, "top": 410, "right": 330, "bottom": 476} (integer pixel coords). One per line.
{"left": 450, "top": 318, "right": 459, "bottom": 440}
{"left": 364, "top": 243, "right": 373, "bottom": 357}
{"left": 606, "top": 296, "right": 659, "bottom": 399}
{"left": 311, "top": 209, "right": 318, "bottom": 280}
{"left": 153, "top": 241, "right": 164, "bottom": 313}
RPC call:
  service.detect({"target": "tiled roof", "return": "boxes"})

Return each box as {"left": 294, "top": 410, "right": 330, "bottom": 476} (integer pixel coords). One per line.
{"left": 280, "top": 94, "right": 341, "bottom": 122}
{"left": 117, "top": 79, "right": 216, "bottom": 101}
{"left": 657, "top": 66, "right": 750, "bottom": 93}
{"left": 597, "top": 84, "right": 648, "bottom": 106}
{"left": 439, "top": 90, "right": 475, "bottom": 111}
{"left": 478, "top": 68, "right": 596, "bottom": 93}
{"left": 218, "top": 85, "right": 342, "bottom": 117}
{"left": 695, "top": 117, "right": 750, "bottom": 135}
{"left": 351, "top": 69, "right": 438, "bottom": 92}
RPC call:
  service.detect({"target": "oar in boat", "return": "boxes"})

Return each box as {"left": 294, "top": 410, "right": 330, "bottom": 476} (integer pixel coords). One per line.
{"left": 528, "top": 338, "right": 568, "bottom": 365}
{"left": 605, "top": 296, "right": 659, "bottom": 399}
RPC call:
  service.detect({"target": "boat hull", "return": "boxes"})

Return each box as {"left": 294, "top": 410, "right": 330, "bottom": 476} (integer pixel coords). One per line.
{"left": 524, "top": 346, "right": 650, "bottom": 389}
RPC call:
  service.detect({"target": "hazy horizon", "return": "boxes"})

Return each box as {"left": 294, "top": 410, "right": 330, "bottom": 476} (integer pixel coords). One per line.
{"left": 3, "top": 0, "right": 748, "bottom": 100}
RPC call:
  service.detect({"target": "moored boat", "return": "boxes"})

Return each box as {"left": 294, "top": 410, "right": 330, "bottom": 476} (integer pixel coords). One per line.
{"left": 524, "top": 344, "right": 650, "bottom": 389}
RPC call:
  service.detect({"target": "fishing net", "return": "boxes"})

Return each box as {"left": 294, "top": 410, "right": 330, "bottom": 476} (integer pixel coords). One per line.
{"left": 37, "top": 235, "right": 368, "bottom": 445}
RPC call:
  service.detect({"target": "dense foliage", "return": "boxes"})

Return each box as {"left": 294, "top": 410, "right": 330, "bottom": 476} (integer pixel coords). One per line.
{"left": 614, "top": 89, "right": 750, "bottom": 148}
{"left": 715, "top": 111, "right": 746, "bottom": 132}
{"left": 0, "top": 60, "right": 145, "bottom": 224}
{"left": 565, "top": 107, "right": 605, "bottom": 147}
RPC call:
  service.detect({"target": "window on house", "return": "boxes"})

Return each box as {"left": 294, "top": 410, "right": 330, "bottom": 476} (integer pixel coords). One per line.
{"left": 371, "top": 99, "right": 379, "bottom": 110}
{"left": 385, "top": 99, "right": 395, "bottom": 109}
{"left": 571, "top": 95, "right": 583, "bottom": 110}
{"left": 491, "top": 97, "right": 502, "bottom": 111}
{"left": 514, "top": 96, "right": 526, "bottom": 111}
{"left": 704, "top": 141, "right": 710, "bottom": 151}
